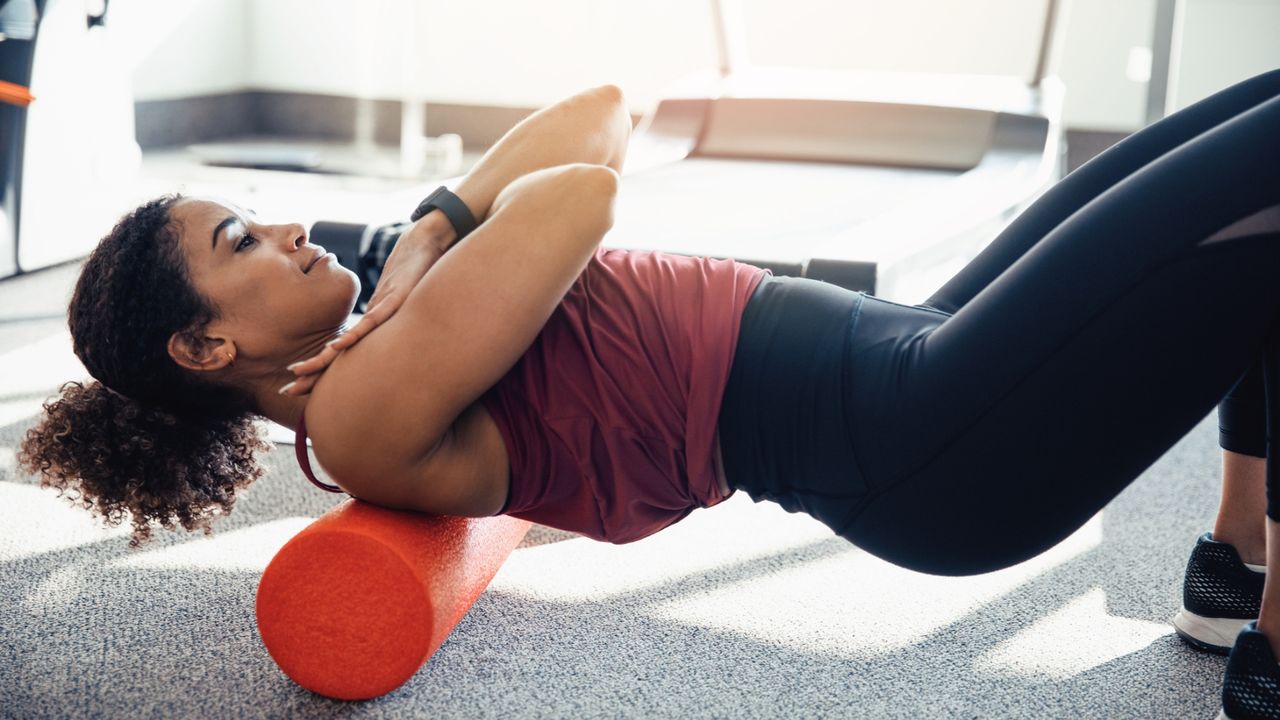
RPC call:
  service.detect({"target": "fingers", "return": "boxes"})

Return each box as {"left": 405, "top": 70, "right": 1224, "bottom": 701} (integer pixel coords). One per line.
{"left": 326, "top": 331, "right": 360, "bottom": 352}
{"left": 325, "top": 314, "right": 378, "bottom": 353}
{"left": 277, "top": 289, "right": 406, "bottom": 396}
{"left": 323, "top": 304, "right": 388, "bottom": 351}
{"left": 286, "top": 343, "right": 340, "bottom": 377}
{"left": 357, "top": 299, "right": 392, "bottom": 333}
{"left": 279, "top": 372, "right": 320, "bottom": 397}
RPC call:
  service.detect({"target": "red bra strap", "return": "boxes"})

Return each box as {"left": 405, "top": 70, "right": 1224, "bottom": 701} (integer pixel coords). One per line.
{"left": 295, "top": 411, "right": 345, "bottom": 493}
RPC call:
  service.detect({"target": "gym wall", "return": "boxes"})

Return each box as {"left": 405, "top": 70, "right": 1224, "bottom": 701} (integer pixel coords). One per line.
{"left": 119, "top": 0, "right": 1280, "bottom": 156}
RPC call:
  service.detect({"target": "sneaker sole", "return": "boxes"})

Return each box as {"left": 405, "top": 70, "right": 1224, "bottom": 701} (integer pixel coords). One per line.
{"left": 1172, "top": 608, "right": 1254, "bottom": 655}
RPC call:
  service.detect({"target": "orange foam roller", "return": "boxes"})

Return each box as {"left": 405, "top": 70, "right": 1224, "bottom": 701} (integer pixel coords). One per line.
{"left": 256, "top": 498, "right": 531, "bottom": 700}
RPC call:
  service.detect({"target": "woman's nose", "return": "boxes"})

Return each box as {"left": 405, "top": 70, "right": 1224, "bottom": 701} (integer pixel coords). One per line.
{"left": 287, "top": 223, "right": 307, "bottom": 249}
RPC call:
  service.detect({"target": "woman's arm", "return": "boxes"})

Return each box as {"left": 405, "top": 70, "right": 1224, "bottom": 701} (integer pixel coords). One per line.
{"left": 436, "top": 84, "right": 632, "bottom": 249}
{"left": 308, "top": 164, "right": 620, "bottom": 509}
{"left": 281, "top": 87, "right": 630, "bottom": 394}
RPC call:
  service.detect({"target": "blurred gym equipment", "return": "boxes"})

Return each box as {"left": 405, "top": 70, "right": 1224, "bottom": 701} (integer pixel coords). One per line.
{"left": 0, "top": 0, "right": 141, "bottom": 279}
{"left": 315, "top": 0, "right": 1074, "bottom": 305}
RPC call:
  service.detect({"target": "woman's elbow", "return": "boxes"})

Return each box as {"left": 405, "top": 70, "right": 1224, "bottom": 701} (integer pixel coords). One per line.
{"left": 579, "top": 165, "right": 619, "bottom": 234}
{"left": 593, "top": 83, "right": 626, "bottom": 108}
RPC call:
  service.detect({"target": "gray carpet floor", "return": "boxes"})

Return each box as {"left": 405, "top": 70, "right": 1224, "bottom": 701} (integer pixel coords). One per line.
{"left": 0, "top": 252, "right": 1233, "bottom": 720}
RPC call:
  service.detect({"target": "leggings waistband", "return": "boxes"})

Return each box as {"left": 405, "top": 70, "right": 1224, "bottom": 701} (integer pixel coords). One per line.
{"left": 717, "top": 274, "right": 868, "bottom": 529}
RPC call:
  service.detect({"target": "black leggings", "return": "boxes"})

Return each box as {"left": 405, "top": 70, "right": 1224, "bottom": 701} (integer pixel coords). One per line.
{"left": 717, "top": 67, "right": 1280, "bottom": 577}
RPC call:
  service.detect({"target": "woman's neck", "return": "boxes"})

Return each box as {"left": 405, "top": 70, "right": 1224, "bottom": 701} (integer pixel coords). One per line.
{"left": 243, "top": 331, "right": 344, "bottom": 431}
{"left": 256, "top": 387, "right": 310, "bottom": 433}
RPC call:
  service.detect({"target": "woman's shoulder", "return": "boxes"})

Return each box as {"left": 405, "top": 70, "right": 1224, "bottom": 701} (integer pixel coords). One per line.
{"left": 297, "top": 347, "right": 446, "bottom": 498}
{"left": 302, "top": 368, "right": 506, "bottom": 516}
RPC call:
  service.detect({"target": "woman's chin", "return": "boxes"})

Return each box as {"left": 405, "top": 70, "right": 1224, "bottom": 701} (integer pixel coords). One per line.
{"left": 307, "top": 272, "right": 362, "bottom": 325}
{"left": 333, "top": 270, "right": 362, "bottom": 315}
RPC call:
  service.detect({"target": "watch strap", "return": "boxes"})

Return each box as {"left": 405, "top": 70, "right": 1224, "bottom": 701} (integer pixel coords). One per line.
{"left": 410, "top": 186, "right": 478, "bottom": 241}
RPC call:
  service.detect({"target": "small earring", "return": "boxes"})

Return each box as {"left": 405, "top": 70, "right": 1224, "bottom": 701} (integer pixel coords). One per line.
{"left": 225, "top": 352, "right": 235, "bottom": 366}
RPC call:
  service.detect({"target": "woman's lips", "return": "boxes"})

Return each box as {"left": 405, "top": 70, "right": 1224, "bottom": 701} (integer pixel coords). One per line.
{"left": 304, "top": 252, "right": 330, "bottom": 273}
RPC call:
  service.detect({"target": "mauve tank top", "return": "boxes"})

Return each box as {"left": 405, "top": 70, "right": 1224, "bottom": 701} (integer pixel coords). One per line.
{"left": 478, "top": 246, "right": 771, "bottom": 544}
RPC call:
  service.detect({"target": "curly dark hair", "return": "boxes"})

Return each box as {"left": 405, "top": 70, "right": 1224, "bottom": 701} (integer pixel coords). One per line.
{"left": 16, "top": 194, "right": 273, "bottom": 549}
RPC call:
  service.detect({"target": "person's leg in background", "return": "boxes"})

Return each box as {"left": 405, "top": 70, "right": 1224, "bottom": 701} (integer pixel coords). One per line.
{"left": 1207, "top": 202, "right": 1280, "bottom": 576}
{"left": 1215, "top": 454, "right": 1267, "bottom": 567}
{"left": 1260, "top": 340, "right": 1280, "bottom": 654}
{"left": 1183, "top": 205, "right": 1280, "bottom": 658}
{"left": 1211, "top": 336, "right": 1280, "bottom": 720}
{"left": 1215, "top": 363, "right": 1267, "bottom": 563}
{"left": 1165, "top": 211, "right": 1280, "bottom": 658}
{"left": 1171, "top": 361, "right": 1271, "bottom": 656}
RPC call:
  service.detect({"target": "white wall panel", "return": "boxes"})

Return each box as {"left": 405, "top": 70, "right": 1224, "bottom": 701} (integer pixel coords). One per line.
{"left": 245, "top": 0, "right": 718, "bottom": 115}
{"left": 124, "top": 0, "right": 1279, "bottom": 130}
{"left": 1171, "top": 0, "right": 1280, "bottom": 112}
{"left": 121, "top": 0, "right": 250, "bottom": 101}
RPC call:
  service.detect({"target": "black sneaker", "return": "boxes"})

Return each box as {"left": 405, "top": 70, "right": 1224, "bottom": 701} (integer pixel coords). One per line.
{"left": 1172, "top": 531, "right": 1265, "bottom": 654}
{"left": 1219, "top": 621, "right": 1280, "bottom": 720}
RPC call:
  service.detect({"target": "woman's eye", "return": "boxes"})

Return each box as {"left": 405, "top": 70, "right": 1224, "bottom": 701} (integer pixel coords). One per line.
{"left": 235, "top": 234, "right": 256, "bottom": 252}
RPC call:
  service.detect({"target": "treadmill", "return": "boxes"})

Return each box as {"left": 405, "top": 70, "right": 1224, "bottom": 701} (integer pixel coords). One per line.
{"left": 319, "top": 0, "right": 1066, "bottom": 308}
{"left": 606, "top": 0, "right": 1067, "bottom": 304}
{"left": 0, "top": 0, "right": 141, "bottom": 280}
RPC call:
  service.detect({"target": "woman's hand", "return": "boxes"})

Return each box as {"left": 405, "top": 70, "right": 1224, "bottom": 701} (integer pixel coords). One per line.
{"left": 278, "top": 216, "right": 455, "bottom": 396}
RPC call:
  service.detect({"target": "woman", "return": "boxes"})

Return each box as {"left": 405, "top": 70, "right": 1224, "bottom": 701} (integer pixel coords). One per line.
{"left": 17, "top": 71, "right": 1280, "bottom": 718}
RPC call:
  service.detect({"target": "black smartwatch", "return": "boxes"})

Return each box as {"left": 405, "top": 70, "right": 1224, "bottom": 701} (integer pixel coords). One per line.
{"left": 410, "top": 186, "right": 478, "bottom": 242}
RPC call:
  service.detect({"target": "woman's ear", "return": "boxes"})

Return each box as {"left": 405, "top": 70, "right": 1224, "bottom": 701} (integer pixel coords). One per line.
{"left": 168, "top": 330, "right": 233, "bottom": 372}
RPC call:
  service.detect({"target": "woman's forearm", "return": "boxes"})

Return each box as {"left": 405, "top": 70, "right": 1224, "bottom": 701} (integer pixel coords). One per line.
{"left": 444, "top": 84, "right": 632, "bottom": 246}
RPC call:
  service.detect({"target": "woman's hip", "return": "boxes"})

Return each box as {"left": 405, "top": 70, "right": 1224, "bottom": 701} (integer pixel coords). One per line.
{"left": 717, "top": 275, "right": 950, "bottom": 528}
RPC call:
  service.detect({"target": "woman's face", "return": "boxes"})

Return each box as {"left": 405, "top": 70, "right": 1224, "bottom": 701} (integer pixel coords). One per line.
{"left": 170, "top": 197, "right": 360, "bottom": 362}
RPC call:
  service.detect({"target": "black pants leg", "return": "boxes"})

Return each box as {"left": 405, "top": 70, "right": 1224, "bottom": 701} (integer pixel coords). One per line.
{"left": 920, "top": 72, "right": 1280, "bottom": 470}
{"left": 831, "top": 69, "right": 1280, "bottom": 576}
{"left": 719, "top": 69, "right": 1280, "bottom": 575}
{"left": 920, "top": 67, "right": 1280, "bottom": 510}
